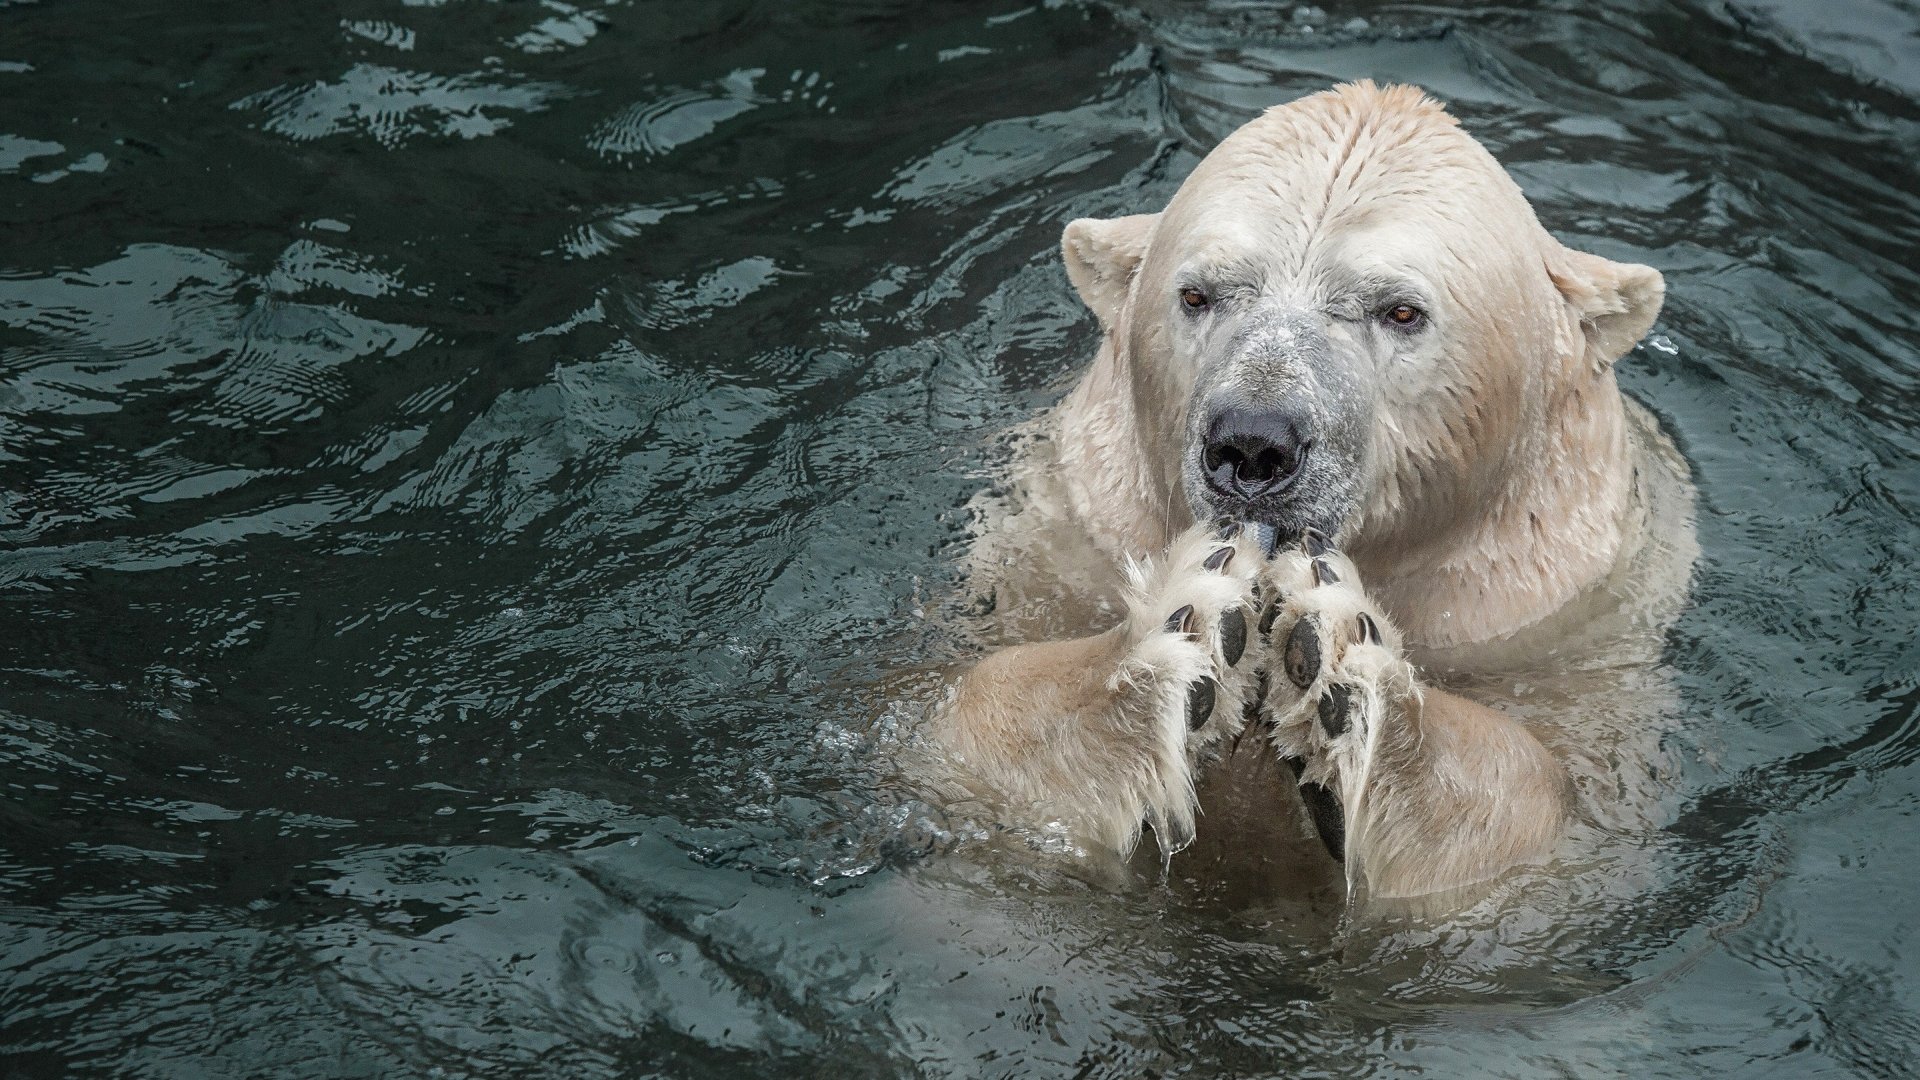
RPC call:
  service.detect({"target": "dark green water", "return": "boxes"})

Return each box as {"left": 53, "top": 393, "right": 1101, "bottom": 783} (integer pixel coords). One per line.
{"left": 4, "top": 0, "right": 1918, "bottom": 1075}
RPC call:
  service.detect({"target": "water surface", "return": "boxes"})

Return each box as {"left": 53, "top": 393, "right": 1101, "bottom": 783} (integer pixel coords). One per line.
{"left": 3, "top": 0, "right": 1919, "bottom": 1075}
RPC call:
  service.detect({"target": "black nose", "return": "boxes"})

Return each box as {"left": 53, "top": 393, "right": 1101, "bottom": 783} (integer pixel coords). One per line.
{"left": 1202, "top": 407, "right": 1309, "bottom": 499}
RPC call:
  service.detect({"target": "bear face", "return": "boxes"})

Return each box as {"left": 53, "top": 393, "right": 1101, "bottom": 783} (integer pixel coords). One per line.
{"left": 1059, "top": 82, "right": 1664, "bottom": 597}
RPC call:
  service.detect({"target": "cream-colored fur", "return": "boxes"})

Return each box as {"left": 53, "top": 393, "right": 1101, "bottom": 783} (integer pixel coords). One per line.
{"left": 917, "top": 81, "right": 1696, "bottom": 903}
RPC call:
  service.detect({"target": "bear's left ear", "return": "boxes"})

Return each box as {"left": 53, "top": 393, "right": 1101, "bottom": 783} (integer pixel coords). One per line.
{"left": 1062, "top": 213, "right": 1159, "bottom": 329}
{"left": 1548, "top": 244, "right": 1665, "bottom": 373}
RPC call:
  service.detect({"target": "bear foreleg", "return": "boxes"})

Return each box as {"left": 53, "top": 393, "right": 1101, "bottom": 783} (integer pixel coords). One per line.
{"left": 1253, "top": 533, "right": 1573, "bottom": 900}
{"left": 926, "top": 525, "right": 1271, "bottom": 857}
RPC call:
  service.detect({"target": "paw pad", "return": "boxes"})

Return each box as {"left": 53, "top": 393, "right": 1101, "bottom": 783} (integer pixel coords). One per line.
{"left": 1185, "top": 677, "right": 1216, "bottom": 730}
{"left": 1219, "top": 608, "right": 1247, "bottom": 666}
{"left": 1283, "top": 617, "right": 1322, "bottom": 689}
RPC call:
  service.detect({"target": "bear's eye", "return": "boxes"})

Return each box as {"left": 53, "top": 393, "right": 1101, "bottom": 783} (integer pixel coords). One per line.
{"left": 1382, "top": 303, "right": 1426, "bottom": 331}
{"left": 1179, "top": 286, "right": 1210, "bottom": 313}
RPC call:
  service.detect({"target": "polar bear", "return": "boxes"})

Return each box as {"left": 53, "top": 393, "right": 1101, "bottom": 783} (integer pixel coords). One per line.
{"left": 917, "top": 81, "right": 1695, "bottom": 902}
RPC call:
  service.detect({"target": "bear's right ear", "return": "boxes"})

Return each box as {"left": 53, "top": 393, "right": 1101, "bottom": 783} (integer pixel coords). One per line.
{"left": 1547, "top": 244, "right": 1665, "bottom": 374}
{"left": 1062, "top": 213, "right": 1159, "bottom": 328}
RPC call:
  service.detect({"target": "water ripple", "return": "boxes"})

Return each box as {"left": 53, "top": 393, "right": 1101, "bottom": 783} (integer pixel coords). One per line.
{"left": 233, "top": 63, "right": 571, "bottom": 146}
{"left": 3, "top": 0, "right": 1919, "bottom": 1075}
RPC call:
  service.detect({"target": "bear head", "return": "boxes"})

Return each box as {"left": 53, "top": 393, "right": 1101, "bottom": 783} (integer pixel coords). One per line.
{"left": 1060, "top": 81, "right": 1663, "bottom": 556}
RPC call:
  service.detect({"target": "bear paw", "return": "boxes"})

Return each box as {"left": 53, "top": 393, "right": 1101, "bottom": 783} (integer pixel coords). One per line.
{"left": 1249, "top": 529, "right": 1418, "bottom": 866}
{"left": 1109, "top": 522, "right": 1269, "bottom": 853}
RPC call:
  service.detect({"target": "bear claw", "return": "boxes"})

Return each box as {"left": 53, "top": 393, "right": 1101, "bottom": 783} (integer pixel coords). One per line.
{"left": 1356, "top": 611, "right": 1382, "bottom": 646}
{"left": 1317, "top": 683, "right": 1352, "bottom": 738}
{"left": 1302, "top": 527, "right": 1331, "bottom": 557}
{"left": 1203, "top": 546, "right": 1235, "bottom": 572}
{"left": 1311, "top": 558, "right": 1340, "bottom": 585}
{"left": 1257, "top": 600, "right": 1282, "bottom": 637}
{"left": 1298, "top": 781, "right": 1345, "bottom": 862}
{"left": 1166, "top": 605, "right": 1196, "bottom": 637}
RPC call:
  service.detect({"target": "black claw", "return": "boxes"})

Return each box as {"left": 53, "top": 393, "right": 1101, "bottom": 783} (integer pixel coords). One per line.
{"left": 1165, "top": 604, "right": 1196, "bottom": 637}
{"left": 1244, "top": 669, "right": 1270, "bottom": 721}
{"left": 1298, "top": 782, "right": 1345, "bottom": 862}
{"left": 1219, "top": 608, "right": 1247, "bottom": 666}
{"left": 1317, "top": 684, "right": 1352, "bottom": 739}
{"left": 1202, "top": 546, "right": 1234, "bottom": 572}
{"left": 1284, "top": 617, "right": 1322, "bottom": 689}
{"left": 1357, "top": 611, "right": 1382, "bottom": 646}
{"left": 1257, "top": 600, "right": 1282, "bottom": 637}
{"left": 1186, "top": 677, "right": 1217, "bottom": 731}
{"left": 1311, "top": 558, "right": 1340, "bottom": 585}
{"left": 1215, "top": 519, "right": 1242, "bottom": 541}
{"left": 1283, "top": 754, "right": 1306, "bottom": 777}
{"left": 1302, "top": 527, "right": 1331, "bottom": 557}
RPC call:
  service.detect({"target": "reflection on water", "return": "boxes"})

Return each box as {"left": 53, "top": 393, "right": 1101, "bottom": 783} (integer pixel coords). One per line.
{"left": 3, "top": 0, "right": 1919, "bottom": 1075}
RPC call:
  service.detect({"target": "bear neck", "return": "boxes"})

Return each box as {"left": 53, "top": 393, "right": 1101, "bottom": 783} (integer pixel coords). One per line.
{"left": 1350, "top": 369, "right": 1635, "bottom": 650}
